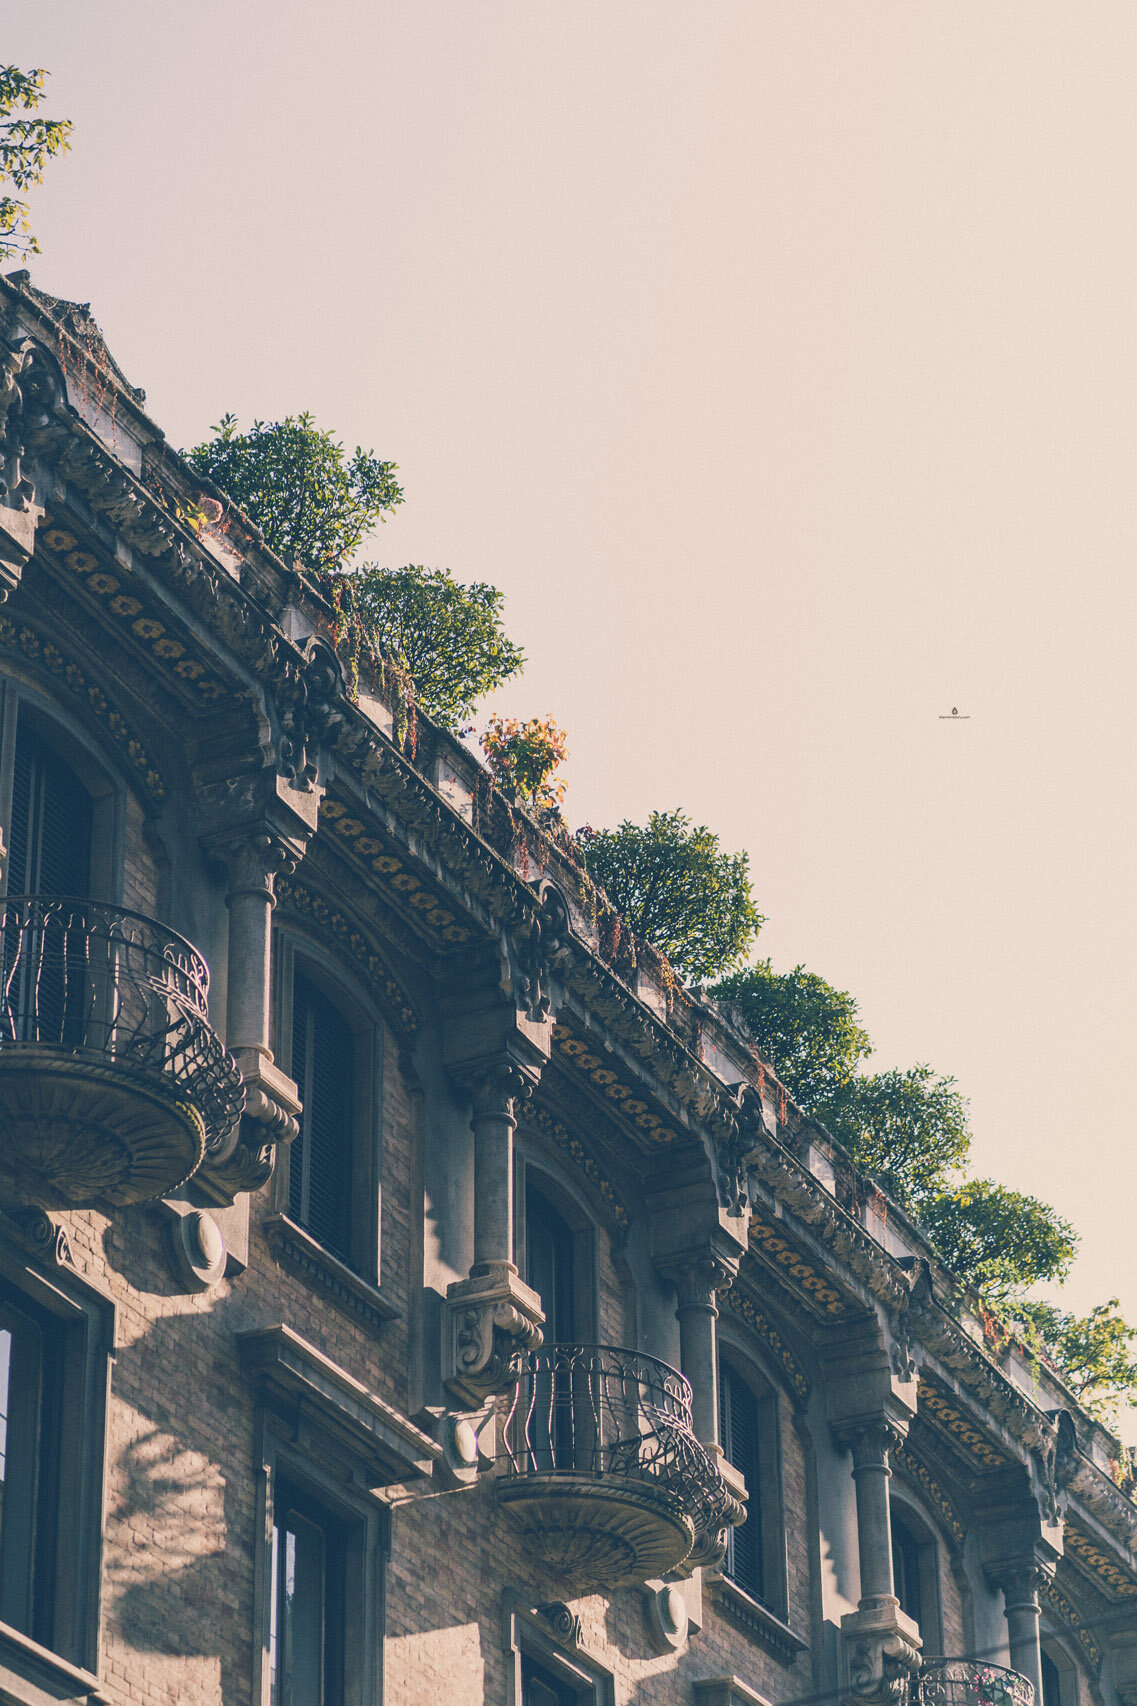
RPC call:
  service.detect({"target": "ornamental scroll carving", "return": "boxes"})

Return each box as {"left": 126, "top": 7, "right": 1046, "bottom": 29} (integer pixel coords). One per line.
{"left": 0, "top": 335, "right": 68, "bottom": 589}
{"left": 445, "top": 1266, "right": 545, "bottom": 1407}
{"left": 511, "top": 883, "right": 570, "bottom": 1023}
{"left": 843, "top": 1624, "right": 921, "bottom": 1706}
{"left": 0, "top": 336, "right": 67, "bottom": 514}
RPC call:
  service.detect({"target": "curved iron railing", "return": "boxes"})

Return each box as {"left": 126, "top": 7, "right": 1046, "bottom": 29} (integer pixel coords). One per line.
{"left": 0, "top": 895, "right": 244, "bottom": 1155}
{"left": 500, "top": 1342, "right": 741, "bottom": 1553}
{"left": 918, "top": 1660, "right": 1034, "bottom": 1706}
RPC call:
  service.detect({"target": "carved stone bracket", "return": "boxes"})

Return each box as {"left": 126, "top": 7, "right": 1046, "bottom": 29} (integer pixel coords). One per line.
{"left": 0, "top": 334, "right": 66, "bottom": 596}
{"left": 444, "top": 1265, "right": 545, "bottom": 1407}
{"left": 275, "top": 634, "right": 346, "bottom": 789}
{"left": 840, "top": 1605, "right": 922, "bottom": 1706}
{"left": 510, "top": 883, "right": 570, "bottom": 1022}
{"left": 7, "top": 1205, "right": 74, "bottom": 1269}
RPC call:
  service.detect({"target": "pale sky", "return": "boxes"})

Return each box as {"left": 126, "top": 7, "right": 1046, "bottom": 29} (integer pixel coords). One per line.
{"left": 11, "top": 3, "right": 1137, "bottom": 1436}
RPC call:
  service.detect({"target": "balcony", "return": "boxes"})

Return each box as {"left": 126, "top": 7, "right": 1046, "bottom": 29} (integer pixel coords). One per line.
{"left": 497, "top": 1343, "right": 745, "bottom": 1591}
{"left": 0, "top": 895, "right": 244, "bottom": 1207}
{"left": 918, "top": 1662, "right": 1034, "bottom": 1706}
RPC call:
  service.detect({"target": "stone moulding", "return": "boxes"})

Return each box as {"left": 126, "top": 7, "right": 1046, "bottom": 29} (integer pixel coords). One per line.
{"left": 703, "top": 1576, "right": 808, "bottom": 1668}
{"left": 238, "top": 1323, "right": 440, "bottom": 1485}
{"left": 262, "top": 1213, "right": 400, "bottom": 1335}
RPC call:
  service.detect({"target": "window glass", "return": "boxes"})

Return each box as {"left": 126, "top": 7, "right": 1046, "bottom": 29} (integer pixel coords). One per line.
{"left": 521, "top": 1654, "right": 578, "bottom": 1706}
{"left": 270, "top": 1489, "right": 344, "bottom": 1706}
{"left": 525, "top": 1187, "right": 575, "bottom": 1345}
{"left": 718, "top": 1360, "right": 764, "bottom": 1602}
{"left": 890, "top": 1513, "right": 923, "bottom": 1628}
{"left": 289, "top": 968, "right": 354, "bottom": 1262}
{"left": 0, "top": 1294, "right": 61, "bottom": 1646}
{"left": 1040, "top": 1650, "right": 1062, "bottom": 1706}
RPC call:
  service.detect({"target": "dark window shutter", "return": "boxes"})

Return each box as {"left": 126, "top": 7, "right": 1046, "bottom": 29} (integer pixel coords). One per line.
{"left": 8, "top": 725, "right": 91, "bottom": 899}
{"left": 290, "top": 969, "right": 354, "bottom": 1263}
{"left": 720, "top": 1362, "right": 764, "bottom": 1602}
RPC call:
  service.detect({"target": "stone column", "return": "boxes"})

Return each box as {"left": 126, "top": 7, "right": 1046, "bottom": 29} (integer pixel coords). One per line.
{"left": 992, "top": 1565, "right": 1048, "bottom": 1705}
{"left": 673, "top": 1258, "right": 731, "bottom": 1446}
{"left": 849, "top": 1420, "right": 903, "bottom": 1611}
{"left": 470, "top": 1063, "right": 528, "bottom": 1276}
{"left": 443, "top": 1055, "right": 545, "bottom": 1406}
{"left": 202, "top": 830, "right": 303, "bottom": 1187}
{"left": 837, "top": 1416, "right": 921, "bottom": 1706}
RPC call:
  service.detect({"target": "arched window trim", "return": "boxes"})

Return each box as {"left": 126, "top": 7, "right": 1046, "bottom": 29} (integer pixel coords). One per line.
{"left": 1038, "top": 1630, "right": 1084, "bottom": 1706}
{"left": 0, "top": 678, "right": 127, "bottom": 907}
{"left": 886, "top": 1490, "right": 944, "bottom": 1650}
{"left": 514, "top": 1155, "right": 599, "bottom": 1347}
{"left": 714, "top": 1328, "right": 790, "bottom": 1623}
{"left": 270, "top": 921, "right": 385, "bottom": 1286}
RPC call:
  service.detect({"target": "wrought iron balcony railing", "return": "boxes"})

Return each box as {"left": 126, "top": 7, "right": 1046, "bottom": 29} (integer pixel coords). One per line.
{"left": 498, "top": 1342, "right": 745, "bottom": 1589}
{"left": 918, "top": 1660, "right": 1034, "bottom": 1706}
{"left": 0, "top": 895, "right": 244, "bottom": 1205}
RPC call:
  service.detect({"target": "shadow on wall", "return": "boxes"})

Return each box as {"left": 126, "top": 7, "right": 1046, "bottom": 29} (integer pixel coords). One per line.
{"left": 104, "top": 1305, "right": 256, "bottom": 1706}
{"left": 108, "top": 1426, "right": 232, "bottom": 1657}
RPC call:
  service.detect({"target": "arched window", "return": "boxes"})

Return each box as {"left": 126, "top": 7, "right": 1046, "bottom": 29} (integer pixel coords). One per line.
{"left": 525, "top": 1186, "right": 577, "bottom": 1346}
{"left": 886, "top": 1498, "right": 942, "bottom": 1646}
{"left": 1040, "top": 1650, "right": 1062, "bottom": 1706}
{"left": 288, "top": 966, "right": 355, "bottom": 1265}
{"left": 718, "top": 1357, "right": 766, "bottom": 1604}
{"left": 272, "top": 930, "right": 382, "bottom": 1283}
{"left": 8, "top": 721, "right": 92, "bottom": 899}
{"left": 890, "top": 1510, "right": 923, "bottom": 1628}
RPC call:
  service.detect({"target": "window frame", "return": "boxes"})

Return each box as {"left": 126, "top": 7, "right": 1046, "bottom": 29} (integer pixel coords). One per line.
{"left": 712, "top": 1338, "right": 790, "bottom": 1625}
{"left": 0, "top": 681, "right": 125, "bottom": 908}
{"left": 0, "top": 1214, "right": 114, "bottom": 1700}
{"left": 252, "top": 1411, "right": 389, "bottom": 1706}
{"left": 887, "top": 1492, "right": 944, "bottom": 1650}
{"left": 503, "top": 1597, "right": 615, "bottom": 1706}
{"left": 515, "top": 1158, "right": 599, "bottom": 1347}
{"left": 270, "top": 926, "right": 383, "bottom": 1286}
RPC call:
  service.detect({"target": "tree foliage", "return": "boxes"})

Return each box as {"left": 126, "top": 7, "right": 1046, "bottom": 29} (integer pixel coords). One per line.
{"left": 710, "top": 961, "right": 872, "bottom": 1111}
{"left": 816, "top": 1065, "right": 971, "bottom": 1206}
{"left": 1, "top": 66, "right": 72, "bottom": 263}
{"left": 330, "top": 564, "right": 525, "bottom": 729}
{"left": 1014, "top": 1299, "right": 1137, "bottom": 1423}
{"left": 185, "top": 413, "right": 403, "bottom": 574}
{"left": 578, "top": 809, "right": 764, "bottom": 983}
{"left": 918, "top": 1179, "right": 1077, "bottom": 1302}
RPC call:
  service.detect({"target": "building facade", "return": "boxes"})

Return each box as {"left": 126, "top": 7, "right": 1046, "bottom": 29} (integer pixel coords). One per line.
{"left": 0, "top": 270, "right": 1134, "bottom": 1706}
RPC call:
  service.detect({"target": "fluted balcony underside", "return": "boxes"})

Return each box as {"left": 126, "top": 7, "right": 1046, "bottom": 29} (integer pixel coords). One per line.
{"left": 498, "top": 1343, "right": 744, "bottom": 1591}
{"left": 0, "top": 896, "right": 244, "bottom": 1206}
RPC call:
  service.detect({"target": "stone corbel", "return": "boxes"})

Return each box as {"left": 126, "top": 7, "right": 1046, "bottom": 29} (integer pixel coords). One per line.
{"left": 444, "top": 1263, "right": 545, "bottom": 1407}
{"left": 840, "top": 1607, "right": 922, "bottom": 1706}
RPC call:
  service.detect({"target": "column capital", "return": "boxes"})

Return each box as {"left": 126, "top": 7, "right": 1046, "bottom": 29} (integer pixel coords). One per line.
{"left": 671, "top": 1253, "right": 738, "bottom": 1313}
{"left": 206, "top": 826, "right": 303, "bottom": 900}
{"left": 987, "top": 1558, "right": 1054, "bottom": 1606}
{"left": 470, "top": 1061, "right": 535, "bottom": 1121}
{"left": 834, "top": 1413, "right": 909, "bottom": 1467}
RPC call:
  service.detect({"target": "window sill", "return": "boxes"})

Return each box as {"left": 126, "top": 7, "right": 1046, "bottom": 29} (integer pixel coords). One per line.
{"left": 262, "top": 1214, "right": 399, "bottom": 1333}
{"left": 704, "top": 1575, "right": 807, "bottom": 1667}
{"left": 0, "top": 1621, "right": 102, "bottom": 1705}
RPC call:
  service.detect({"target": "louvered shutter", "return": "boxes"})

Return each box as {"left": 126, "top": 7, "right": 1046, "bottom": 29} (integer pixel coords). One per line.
{"left": 720, "top": 1362, "right": 764, "bottom": 1601}
{"left": 9, "top": 725, "right": 91, "bottom": 899}
{"left": 5, "top": 727, "right": 92, "bottom": 1044}
{"left": 290, "top": 969, "right": 354, "bottom": 1263}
